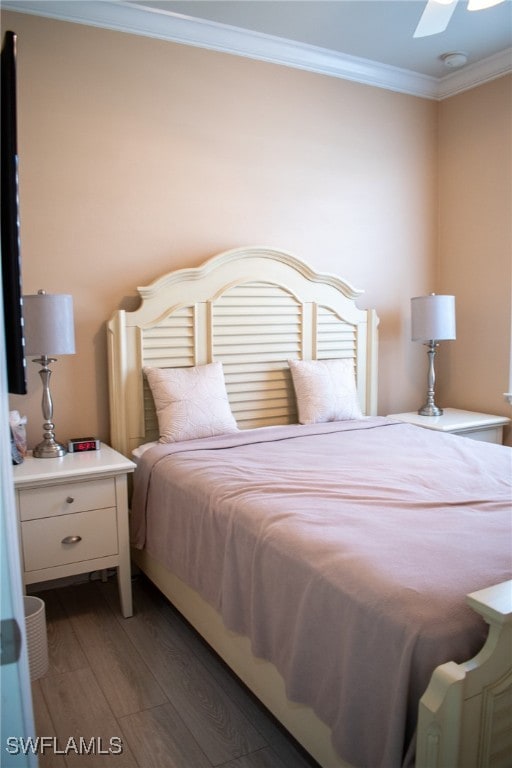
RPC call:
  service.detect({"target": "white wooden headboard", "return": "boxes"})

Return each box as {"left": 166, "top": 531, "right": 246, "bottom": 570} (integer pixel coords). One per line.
{"left": 107, "top": 246, "right": 379, "bottom": 457}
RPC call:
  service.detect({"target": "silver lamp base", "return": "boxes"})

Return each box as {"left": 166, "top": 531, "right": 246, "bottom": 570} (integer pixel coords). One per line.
{"left": 417, "top": 341, "right": 443, "bottom": 418}
{"left": 418, "top": 403, "right": 443, "bottom": 417}
{"left": 33, "top": 436, "right": 68, "bottom": 458}
{"left": 31, "top": 357, "right": 68, "bottom": 458}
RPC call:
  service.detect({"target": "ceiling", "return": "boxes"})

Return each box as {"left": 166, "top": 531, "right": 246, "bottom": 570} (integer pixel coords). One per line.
{"left": 129, "top": 0, "right": 512, "bottom": 77}
{"left": 2, "top": 0, "right": 512, "bottom": 98}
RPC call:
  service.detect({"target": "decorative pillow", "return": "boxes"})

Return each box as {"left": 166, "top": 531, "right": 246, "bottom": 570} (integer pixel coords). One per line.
{"left": 288, "top": 358, "right": 363, "bottom": 424}
{"left": 144, "top": 362, "right": 238, "bottom": 443}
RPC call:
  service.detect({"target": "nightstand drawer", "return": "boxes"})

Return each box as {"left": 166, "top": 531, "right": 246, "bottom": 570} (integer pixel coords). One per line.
{"left": 21, "top": 507, "right": 118, "bottom": 571}
{"left": 18, "top": 477, "right": 116, "bottom": 521}
{"left": 456, "top": 426, "right": 503, "bottom": 443}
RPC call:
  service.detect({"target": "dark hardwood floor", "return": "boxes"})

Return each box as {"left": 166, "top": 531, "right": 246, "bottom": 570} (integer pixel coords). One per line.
{"left": 29, "top": 575, "right": 321, "bottom": 768}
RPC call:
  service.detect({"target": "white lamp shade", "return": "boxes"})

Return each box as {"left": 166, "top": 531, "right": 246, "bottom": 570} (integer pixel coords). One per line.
{"left": 411, "top": 294, "right": 456, "bottom": 342}
{"left": 23, "top": 293, "right": 75, "bottom": 356}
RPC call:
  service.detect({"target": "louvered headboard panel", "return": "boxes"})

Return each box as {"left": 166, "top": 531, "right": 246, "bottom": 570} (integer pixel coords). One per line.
{"left": 141, "top": 306, "right": 196, "bottom": 443}
{"left": 213, "top": 282, "right": 302, "bottom": 428}
{"left": 107, "top": 247, "right": 379, "bottom": 456}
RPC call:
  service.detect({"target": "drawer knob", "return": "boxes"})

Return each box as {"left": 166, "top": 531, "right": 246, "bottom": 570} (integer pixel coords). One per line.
{"left": 61, "top": 535, "right": 82, "bottom": 545}
{"left": 66, "top": 497, "right": 74, "bottom": 504}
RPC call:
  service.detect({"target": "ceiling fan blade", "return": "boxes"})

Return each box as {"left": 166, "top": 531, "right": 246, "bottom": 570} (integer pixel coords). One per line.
{"left": 468, "top": 0, "right": 506, "bottom": 8}
{"left": 414, "top": 0, "right": 459, "bottom": 38}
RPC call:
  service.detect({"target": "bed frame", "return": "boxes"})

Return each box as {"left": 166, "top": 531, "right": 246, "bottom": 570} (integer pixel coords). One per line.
{"left": 107, "top": 246, "right": 512, "bottom": 768}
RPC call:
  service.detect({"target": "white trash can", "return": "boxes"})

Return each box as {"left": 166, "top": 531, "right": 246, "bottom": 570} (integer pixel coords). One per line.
{"left": 24, "top": 596, "right": 49, "bottom": 680}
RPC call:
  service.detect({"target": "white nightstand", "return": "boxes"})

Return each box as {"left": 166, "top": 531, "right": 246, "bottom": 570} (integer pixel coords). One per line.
{"left": 13, "top": 443, "right": 136, "bottom": 617}
{"left": 387, "top": 408, "right": 510, "bottom": 444}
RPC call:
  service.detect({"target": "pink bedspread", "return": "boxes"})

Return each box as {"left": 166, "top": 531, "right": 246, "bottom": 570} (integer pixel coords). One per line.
{"left": 131, "top": 418, "right": 512, "bottom": 767}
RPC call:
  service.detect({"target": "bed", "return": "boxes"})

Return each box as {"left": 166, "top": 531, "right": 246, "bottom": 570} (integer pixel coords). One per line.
{"left": 107, "top": 246, "right": 512, "bottom": 768}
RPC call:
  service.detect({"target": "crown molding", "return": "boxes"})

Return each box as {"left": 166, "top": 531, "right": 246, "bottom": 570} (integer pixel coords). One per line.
{"left": 437, "top": 48, "right": 512, "bottom": 99}
{"left": 2, "top": 0, "right": 510, "bottom": 101}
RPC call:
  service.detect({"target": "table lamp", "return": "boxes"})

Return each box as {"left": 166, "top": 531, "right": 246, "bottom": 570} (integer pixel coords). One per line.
{"left": 411, "top": 294, "right": 456, "bottom": 417}
{"left": 23, "top": 290, "right": 75, "bottom": 457}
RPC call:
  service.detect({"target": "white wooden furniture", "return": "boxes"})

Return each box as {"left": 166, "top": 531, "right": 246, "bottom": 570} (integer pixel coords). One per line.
{"left": 388, "top": 408, "right": 510, "bottom": 444}
{"left": 108, "top": 246, "right": 378, "bottom": 456}
{"left": 417, "top": 580, "right": 512, "bottom": 768}
{"left": 107, "top": 246, "right": 512, "bottom": 768}
{"left": 13, "top": 444, "right": 135, "bottom": 618}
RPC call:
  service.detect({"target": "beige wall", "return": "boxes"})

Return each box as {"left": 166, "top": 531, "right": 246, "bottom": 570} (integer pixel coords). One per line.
{"left": 3, "top": 9, "right": 486, "bottom": 449}
{"left": 438, "top": 75, "right": 512, "bottom": 444}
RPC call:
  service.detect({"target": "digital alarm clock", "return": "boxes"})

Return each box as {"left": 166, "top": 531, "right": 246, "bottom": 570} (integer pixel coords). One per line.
{"left": 68, "top": 437, "right": 100, "bottom": 453}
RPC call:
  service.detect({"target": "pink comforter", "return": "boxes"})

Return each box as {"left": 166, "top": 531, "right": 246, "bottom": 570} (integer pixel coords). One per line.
{"left": 131, "top": 418, "right": 512, "bottom": 767}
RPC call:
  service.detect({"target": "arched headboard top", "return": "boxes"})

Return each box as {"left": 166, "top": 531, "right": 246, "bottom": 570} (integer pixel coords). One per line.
{"left": 107, "top": 246, "right": 379, "bottom": 457}
{"left": 137, "top": 246, "right": 363, "bottom": 302}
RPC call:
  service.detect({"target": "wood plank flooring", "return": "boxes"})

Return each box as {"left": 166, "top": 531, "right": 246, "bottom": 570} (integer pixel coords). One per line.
{"left": 29, "top": 575, "right": 321, "bottom": 768}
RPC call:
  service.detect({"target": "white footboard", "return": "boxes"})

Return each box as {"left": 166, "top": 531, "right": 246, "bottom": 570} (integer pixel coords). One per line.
{"left": 416, "top": 580, "right": 512, "bottom": 768}
{"left": 135, "top": 546, "right": 511, "bottom": 768}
